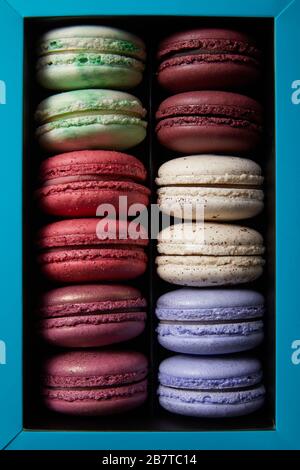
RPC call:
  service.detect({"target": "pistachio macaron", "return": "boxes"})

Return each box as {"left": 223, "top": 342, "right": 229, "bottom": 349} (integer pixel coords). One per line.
{"left": 156, "top": 155, "right": 264, "bottom": 220}
{"left": 35, "top": 89, "right": 147, "bottom": 152}
{"left": 37, "top": 26, "right": 146, "bottom": 90}
{"left": 156, "top": 222, "right": 265, "bottom": 287}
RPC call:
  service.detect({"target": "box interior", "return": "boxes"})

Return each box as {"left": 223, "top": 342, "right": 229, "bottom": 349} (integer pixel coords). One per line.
{"left": 23, "top": 15, "right": 275, "bottom": 431}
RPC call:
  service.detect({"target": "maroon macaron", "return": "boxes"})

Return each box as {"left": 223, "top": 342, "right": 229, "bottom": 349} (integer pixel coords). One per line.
{"left": 156, "top": 91, "right": 263, "bottom": 154}
{"left": 36, "top": 150, "right": 150, "bottom": 217}
{"left": 157, "top": 28, "right": 261, "bottom": 93}
{"left": 38, "top": 284, "right": 147, "bottom": 348}
{"left": 37, "top": 218, "right": 148, "bottom": 283}
{"left": 42, "top": 350, "right": 148, "bottom": 415}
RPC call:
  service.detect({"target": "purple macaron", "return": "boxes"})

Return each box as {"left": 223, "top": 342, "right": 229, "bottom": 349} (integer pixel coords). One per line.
{"left": 158, "top": 355, "right": 265, "bottom": 418}
{"left": 155, "top": 288, "right": 264, "bottom": 355}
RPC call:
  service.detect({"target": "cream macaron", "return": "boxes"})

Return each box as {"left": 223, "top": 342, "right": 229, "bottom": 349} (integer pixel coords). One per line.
{"left": 156, "top": 222, "right": 265, "bottom": 286}
{"left": 35, "top": 89, "right": 147, "bottom": 152}
{"left": 156, "top": 156, "right": 264, "bottom": 221}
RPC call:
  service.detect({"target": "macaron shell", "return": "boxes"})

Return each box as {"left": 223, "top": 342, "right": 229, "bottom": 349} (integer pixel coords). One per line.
{"left": 39, "top": 247, "right": 147, "bottom": 283}
{"left": 38, "top": 180, "right": 150, "bottom": 217}
{"left": 39, "top": 26, "right": 146, "bottom": 59}
{"left": 36, "top": 89, "right": 146, "bottom": 122}
{"left": 156, "top": 255, "right": 264, "bottom": 287}
{"left": 156, "top": 288, "right": 264, "bottom": 315}
{"left": 156, "top": 155, "right": 263, "bottom": 186}
{"left": 158, "top": 385, "right": 265, "bottom": 418}
{"left": 37, "top": 218, "right": 148, "bottom": 248}
{"left": 157, "top": 57, "right": 260, "bottom": 94}
{"left": 157, "top": 322, "right": 264, "bottom": 355}
{"left": 41, "top": 314, "right": 146, "bottom": 348}
{"left": 44, "top": 380, "right": 148, "bottom": 416}
{"left": 40, "top": 283, "right": 147, "bottom": 308}
{"left": 40, "top": 150, "right": 147, "bottom": 182}
{"left": 157, "top": 186, "right": 264, "bottom": 221}
{"left": 37, "top": 54, "right": 144, "bottom": 91}
{"left": 37, "top": 119, "right": 147, "bottom": 152}
{"left": 157, "top": 223, "right": 264, "bottom": 256}
{"left": 159, "top": 355, "right": 263, "bottom": 389}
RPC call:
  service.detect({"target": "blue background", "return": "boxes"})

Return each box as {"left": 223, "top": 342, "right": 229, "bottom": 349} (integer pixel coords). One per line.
{"left": 0, "top": 0, "right": 300, "bottom": 450}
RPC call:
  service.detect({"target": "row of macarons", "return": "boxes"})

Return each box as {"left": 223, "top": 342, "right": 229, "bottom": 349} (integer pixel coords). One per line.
{"left": 35, "top": 27, "right": 151, "bottom": 417}
{"left": 35, "top": 89, "right": 262, "bottom": 156}
{"left": 37, "top": 25, "right": 261, "bottom": 93}
{"left": 153, "top": 25, "right": 265, "bottom": 419}
{"left": 37, "top": 150, "right": 263, "bottom": 222}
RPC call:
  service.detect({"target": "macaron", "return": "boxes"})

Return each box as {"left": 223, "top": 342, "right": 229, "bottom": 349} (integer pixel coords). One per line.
{"left": 156, "top": 288, "right": 264, "bottom": 354}
{"left": 156, "top": 91, "right": 262, "bottom": 154}
{"left": 158, "top": 355, "right": 265, "bottom": 418}
{"left": 37, "top": 218, "right": 148, "bottom": 283}
{"left": 157, "top": 29, "right": 261, "bottom": 93}
{"left": 156, "top": 222, "right": 265, "bottom": 287}
{"left": 38, "top": 284, "right": 147, "bottom": 348}
{"left": 37, "top": 26, "right": 146, "bottom": 90}
{"left": 156, "top": 155, "right": 264, "bottom": 221}
{"left": 43, "top": 350, "right": 148, "bottom": 415}
{"left": 37, "top": 150, "right": 150, "bottom": 217}
{"left": 36, "top": 89, "right": 147, "bottom": 152}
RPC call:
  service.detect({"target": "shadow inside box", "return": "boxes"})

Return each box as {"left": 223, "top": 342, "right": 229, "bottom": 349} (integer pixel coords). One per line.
{"left": 23, "top": 14, "right": 275, "bottom": 432}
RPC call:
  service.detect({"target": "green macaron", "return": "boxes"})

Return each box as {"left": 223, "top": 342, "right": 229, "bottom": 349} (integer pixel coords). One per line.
{"left": 35, "top": 89, "right": 147, "bottom": 152}
{"left": 37, "top": 26, "right": 146, "bottom": 90}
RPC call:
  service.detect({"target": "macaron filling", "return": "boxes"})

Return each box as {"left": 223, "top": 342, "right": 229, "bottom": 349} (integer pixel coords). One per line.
{"left": 44, "top": 367, "right": 148, "bottom": 388}
{"left": 36, "top": 92, "right": 146, "bottom": 121}
{"left": 159, "top": 370, "right": 263, "bottom": 390}
{"left": 156, "top": 304, "right": 264, "bottom": 321}
{"left": 39, "top": 36, "right": 146, "bottom": 60}
{"left": 157, "top": 320, "right": 263, "bottom": 337}
{"left": 158, "top": 37, "right": 260, "bottom": 61}
{"left": 37, "top": 53, "right": 145, "bottom": 71}
{"left": 44, "top": 380, "right": 148, "bottom": 402}
{"left": 158, "top": 384, "right": 265, "bottom": 405}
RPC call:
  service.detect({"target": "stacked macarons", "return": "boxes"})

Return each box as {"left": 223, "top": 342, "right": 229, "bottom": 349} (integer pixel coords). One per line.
{"left": 35, "top": 25, "right": 149, "bottom": 416}
{"left": 155, "top": 28, "right": 266, "bottom": 418}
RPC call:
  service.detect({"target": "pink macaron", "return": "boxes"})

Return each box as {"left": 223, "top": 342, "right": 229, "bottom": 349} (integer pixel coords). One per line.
{"left": 37, "top": 218, "right": 148, "bottom": 283}
{"left": 38, "top": 284, "right": 147, "bottom": 348}
{"left": 42, "top": 350, "right": 148, "bottom": 415}
{"left": 156, "top": 91, "right": 263, "bottom": 154}
{"left": 36, "top": 150, "right": 150, "bottom": 217}
{"left": 157, "top": 29, "right": 261, "bottom": 93}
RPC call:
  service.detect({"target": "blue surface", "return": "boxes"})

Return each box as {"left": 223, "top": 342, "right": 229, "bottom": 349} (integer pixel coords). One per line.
{"left": 0, "top": 0, "right": 300, "bottom": 450}
{"left": 0, "top": 0, "right": 23, "bottom": 451}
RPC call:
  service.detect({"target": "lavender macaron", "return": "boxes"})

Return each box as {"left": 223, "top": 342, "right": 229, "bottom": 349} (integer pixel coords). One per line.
{"left": 156, "top": 289, "right": 264, "bottom": 355}
{"left": 158, "top": 355, "right": 265, "bottom": 418}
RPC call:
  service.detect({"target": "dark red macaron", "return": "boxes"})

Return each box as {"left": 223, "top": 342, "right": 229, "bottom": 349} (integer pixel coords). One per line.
{"left": 37, "top": 218, "right": 148, "bottom": 283}
{"left": 156, "top": 91, "right": 263, "bottom": 154}
{"left": 38, "top": 284, "right": 147, "bottom": 348}
{"left": 157, "top": 28, "right": 261, "bottom": 93}
{"left": 42, "top": 350, "right": 148, "bottom": 415}
{"left": 36, "top": 150, "right": 150, "bottom": 217}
